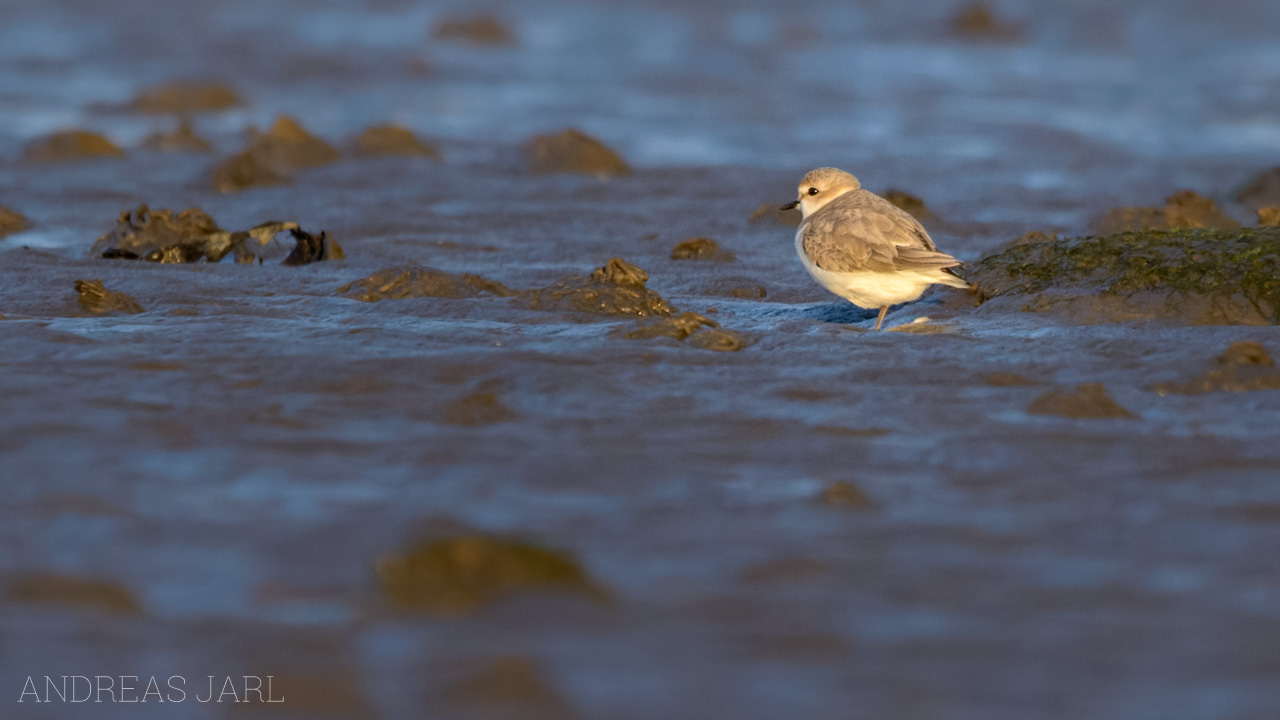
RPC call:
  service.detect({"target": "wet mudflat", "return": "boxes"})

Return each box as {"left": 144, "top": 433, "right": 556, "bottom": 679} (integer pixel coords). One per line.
{"left": 3, "top": 1, "right": 1280, "bottom": 718}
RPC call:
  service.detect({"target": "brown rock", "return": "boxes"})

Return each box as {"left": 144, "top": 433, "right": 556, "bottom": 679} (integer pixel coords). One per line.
{"left": 0, "top": 204, "right": 27, "bottom": 238}
{"left": 624, "top": 311, "right": 718, "bottom": 341}
{"left": 249, "top": 115, "right": 341, "bottom": 169}
{"left": 670, "top": 237, "right": 735, "bottom": 261}
{"left": 23, "top": 130, "right": 124, "bottom": 162}
{"left": 126, "top": 81, "right": 242, "bottom": 114}
{"left": 7, "top": 572, "right": 141, "bottom": 614}
{"left": 882, "top": 189, "right": 936, "bottom": 220}
{"left": 525, "top": 258, "right": 671, "bottom": 317}
{"left": 91, "top": 205, "right": 223, "bottom": 261}
{"left": 349, "top": 125, "right": 441, "bottom": 159}
{"left": 1237, "top": 167, "right": 1280, "bottom": 210}
{"left": 141, "top": 119, "right": 213, "bottom": 153}
{"left": 748, "top": 201, "right": 801, "bottom": 227}
{"left": 686, "top": 327, "right": 751, "bottom": 352}
{"left": 525, "top": 129, "right": 629, "bottom": 176}
{"left": 1094, "top": 190, "right": 1239, "bottom": 235}
{"left": 1151, "top": 342, "right": 1280, "bottom": 395}
{"left": 434, "top": 657, "right": 575, "bottom": 720}
{"left": 431, "top": 15, "right": 516, "bottom": 46}
{"left": 377, "top": 535, "right": 603, "bottom": 615}
{"left": 984, "top": 372, "right": 1040, "bottom": 387}
{"left": 75, "top": 279, "right": 144, "bottom": 315}
{"left": 337, "top": 266, "right": 514, "bottom": 301}
{"left": 818, "top": 481, "right": 874, "bottom": 509}
{"left": 210, "top": 149, "right": 292, "bottom": 193}
{"left": 1028, "top": 383, "right": 1135, "bottom": 419}
{"left": 950, "top": 3, "right": 1021, "bottom": 41}
{"left": 1258, "top": 206, "right": 1280, "bottom": 227}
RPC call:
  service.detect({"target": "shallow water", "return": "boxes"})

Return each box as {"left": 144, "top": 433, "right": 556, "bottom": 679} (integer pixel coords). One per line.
{"left": 3, "top": 1, "right": 1280, "bottom": 718}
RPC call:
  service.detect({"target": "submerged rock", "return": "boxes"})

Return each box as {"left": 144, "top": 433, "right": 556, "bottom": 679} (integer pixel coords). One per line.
{"left": 748, "top": 201, "right": 801, "bottom": 227}
{"left": 7, "top": 572, "right": 141, "bottom": 614}
{"left": 282, "top": 228, "right": 344, "bottom": 265}
{"left": 525, "top": 257, "right": 671, "bottom": 317}
{"left": 75, "top": 279, "right": 144, "bottom": 315}
{"left": 23, "top": 130, "right": 125, "bottom": 162}
{"left": 0, "top": 204, "right": 27, "bottom": 238}
{"left": 1152, "top": 342, "right": 1280, "bottom": 395}
{"left": 210, "top": 149, "right": 292, "bottom": 193}
{"left": 443, "top": 391, "right": 518, "bottom": 426}
{"left": 623, "top": 312, "right": 750, "bottom": 351}
{"left": 525, "top": 129, "right": 629, "bottom": 176}
{"left": 1237, "top": 167, "right": 1280, "bottom": 211}
{"left": 1028, "top": 383, "right": 1136, "bottom": 419}
{"left": 431, "top": 14, "right": 516, "bottom": 46}
{"left": 125, "top": 81, "right": 242, "bottom": 114}
{"left": 337, "top": 266, "right": 514, "bottom": 301}
{"left": 141, "top": 119, "right": 213, "bottom": 153}
{"left": 377, "top": 535, "right": 603, "bottom": 615}
{"left": 1259, "top": 206, "right": 1280, "bottom": 227}
{"left": 967, "top": 226, "right": 1280, "bottom": 325}
{"left": 92, "top": 205, "right": 319, "bottom": 265}
{"left": 882, "top": 189, "right": 936, "bottom": 220}
{"left": 350, "top": 125, "right": 441, "bottom": 159}
{"left": 670, "top": 237, "right": 735, "bottom": 261}
{"left": 1095, "top": 190, "right": 1239, "bottom": 235}
{"left": 950, "top": 3, "right": 1021, "bottom": 41}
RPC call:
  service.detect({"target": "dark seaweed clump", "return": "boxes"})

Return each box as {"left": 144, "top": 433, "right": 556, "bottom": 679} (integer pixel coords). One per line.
{"left": 525, "top": 257, "right": 670, "bottom": 317}
{"left": 92, "top": 205, "right": 330, "bottom": 265}
{"left": 968, "top": 226, "right": 1280, "bottom": 325}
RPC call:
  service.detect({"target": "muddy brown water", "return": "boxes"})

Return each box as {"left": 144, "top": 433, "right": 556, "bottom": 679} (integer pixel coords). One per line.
{"left": 3, "top": 1, "right": 1280, "bottom": 718}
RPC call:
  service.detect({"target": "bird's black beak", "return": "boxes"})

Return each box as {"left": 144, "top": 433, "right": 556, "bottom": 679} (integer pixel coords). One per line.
{"left": 779, "top": 200, "right": 800, "bottom": 211}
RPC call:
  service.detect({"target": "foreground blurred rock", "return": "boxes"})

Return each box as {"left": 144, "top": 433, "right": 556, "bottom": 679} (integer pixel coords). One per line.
{"left": 1152, "top": 342, "right": 1280, "bottom": 394}
{"left": 377, "top": 535, "right": 605, "bottom": 615}
{"left": 967, "top": 226, "right": 1280, "bottom": 325}
{"left": 0, "top": 203, "right": 26, "bottom": 237}
{"left": 525, "top": 129, "right": 629, "bottom": 176}
{"left": 75, "top": 279, "right": 144, "bottom": 315}
{"left": 950, "top": 3, "right": 1021, "bottom": 42}
{"left": 23, "top": 130, "right": 124, "bottom": 162}
{"left": 1238, "top": 167, "right": 1280, "bottom": 211}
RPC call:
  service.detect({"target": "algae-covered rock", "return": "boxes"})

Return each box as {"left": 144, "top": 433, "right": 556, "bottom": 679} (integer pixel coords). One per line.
{"left": 968, "top": 226, "right": 1280, "bottom": 325}
{"left": 23, "top": 130, "right": 125, "bottom": 162}
{"left": 525, "top": 129, "right": 629, "bottom": 176}
{"left": 75, "top": 279, "right": 144, "bottom": 315}
{"left": 621, "top": 311, "right": 749, "bottom": 351}
{"left": 882, "top": 189, "right": 936, "bottom": 220}
{"left": 349, "top": 125, "right": 441, "bottom": 159}
{"left": 92, "top": 205, "right": 318, "bottom": 265}
{"left": 337, "top": 266, "right": 514, "bottom": 301}
{"left": 376, "top": 535, "right": 604, "bottom": 615}
{"left": 126, "top": 81, "right": 242, "bottom": 114}
{"left": 1151, "top": 342, "right": 1280, "bottom": 395}
{"left": 525, "top": 258, "right": 671, "bottom": 317}
{"left": 1028, "top": 383, "right": 1136, "bottom": 419}
{"left": 1095, "top": 190, "right": 1239, "bottom": 235}
{"left": 141, "top": 119, "right": 213, "bottom": 153}
{"left": 0, "top": 204, "right": 27, "bottom": 238}
{"left": 670, "top": 237, "right": 734, "bottom": 261}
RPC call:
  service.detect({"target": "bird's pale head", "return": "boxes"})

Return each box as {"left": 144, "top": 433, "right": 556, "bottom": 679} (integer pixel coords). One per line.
{"left": 782, "top": 167, "right": 861, "bottom": 218}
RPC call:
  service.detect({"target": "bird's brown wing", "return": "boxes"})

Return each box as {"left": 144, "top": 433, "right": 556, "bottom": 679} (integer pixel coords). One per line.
{"left": 801, "top": 191, "right": 960, "bottom": 273}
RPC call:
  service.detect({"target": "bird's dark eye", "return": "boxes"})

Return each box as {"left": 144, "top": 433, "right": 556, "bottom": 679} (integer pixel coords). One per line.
{"left": 807, "top": 187, "right": 819, "bottom": 196}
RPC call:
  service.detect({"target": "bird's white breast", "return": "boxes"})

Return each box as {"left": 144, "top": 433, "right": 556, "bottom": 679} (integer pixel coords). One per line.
{"left": 794, "top": 226, "right": 936, "bottom": 309}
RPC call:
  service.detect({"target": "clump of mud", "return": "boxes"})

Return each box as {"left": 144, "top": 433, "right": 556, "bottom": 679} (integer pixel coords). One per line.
{"left": 7, "top": 572, "right": 141, "bottom": 614}
{"left": 525, "top": 129, "right": 629, "bottom": 176}
{"left": 282, "top": 228, "right": 344, "bottom": 265}
{"left": 748, "top": 201, "right": 801, "bottom": 227}
{"left": 91, "top": 205, "right": 322, "bottom": 265}
{"left": 525, "top": 258, "right": 671, "bottom": 317}
{"left": 75, "top": 279, "right": 144, "bottom": 315}
{"left": 125, "top": 81, "right": 242, "bottom": 114}
{"left": 622, "top": 311, "right": 750, "bottom": 351}
{"left": 967, "top": 226, "right": 1280, "bottom": 325}
{"left": 23, "top": 130, "right": 124, "bottom": 162}
{"left": 141, "top": 119, "right": 213, "bottom": 153}
{"left": 818, "top": 481, "right": 874, "bottom": 509}
{"left": 431, "top": 14, "right": 516, "bottom": 46}
{"left": 443, "top": 391, "right": 518, "bottom": 425}
{"left": 1028, "top": 383, "right": 1136, "bottom": 419}
{"left": 1237, "top": 167, "right": 1280, "bottom": 211}
{"left": 1152, "top": 342, "right": 1280, "bottom": 395}
{"left": 376, "top": 534, "right": 604, "bottom": 615}
{"left": 0, "top": 204, "right": 27, "bottom": 238}
{"left": 1259, "top": 207, "right": 1280, "bottom": 227}
{"left": 950, "top": 3, "right": 1021, "bottom": 41}
{"left": 349, "top": 125, "right": 441, "bottom": 159}
{"left": 337, "top": 266, "right": 514, "bottom": 301}
{"left": 211, "top": 116, "right": 338, "bottom": 193}
{"left": 883, "top": 189, "right": 936, "bottom": 220}
{"left": 1095, "top": 190, "right": 1239, "bottom": 235}
{"left": 670, "top": 237, "right": 735, "bottom": 261}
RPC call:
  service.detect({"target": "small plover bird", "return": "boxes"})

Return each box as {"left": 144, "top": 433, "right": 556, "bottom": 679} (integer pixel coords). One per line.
{"left": 782, "top": 167, "right": 970, "bottom": 330}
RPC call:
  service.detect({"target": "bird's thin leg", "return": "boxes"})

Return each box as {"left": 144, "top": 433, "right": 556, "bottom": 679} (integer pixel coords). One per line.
{"left": 873, "top": 305, "right": 888, "bottom": 331}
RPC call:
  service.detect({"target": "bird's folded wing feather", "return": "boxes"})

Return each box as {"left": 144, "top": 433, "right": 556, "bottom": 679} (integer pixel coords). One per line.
{"left": 802, "top": 193, "right": 960, "bottom": 273}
